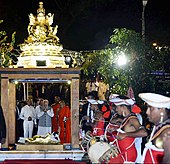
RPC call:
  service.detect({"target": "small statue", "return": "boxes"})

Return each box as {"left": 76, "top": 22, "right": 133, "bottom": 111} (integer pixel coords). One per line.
{"left": 37, "top": 2, "right": 45, "bottom": 16}
{"left": 52, "top": 25, "right": 58, "bottom": 36}
{"left": 46, "top": 13, "right": 54, "bottom": 26}
{"left": 28, "top": 13, "right": 36, "bottom": 26}
{"left": 37, "top": 2, "right": 46, "bottom": 25}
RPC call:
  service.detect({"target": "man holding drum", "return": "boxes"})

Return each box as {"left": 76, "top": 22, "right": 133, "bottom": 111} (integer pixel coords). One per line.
{"left": 108, "top": 95, "right": 148, "bottom": 163}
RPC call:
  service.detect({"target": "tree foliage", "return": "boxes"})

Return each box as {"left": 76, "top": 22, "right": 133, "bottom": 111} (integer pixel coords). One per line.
{"left": 0, "top": 20, "right": 18, "bottom": 67}
{"left": 82, "top": 28, "right": 162, "bottom": 97}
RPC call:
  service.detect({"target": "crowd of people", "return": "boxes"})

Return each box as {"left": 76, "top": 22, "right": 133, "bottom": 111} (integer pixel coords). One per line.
{"left": 0, "top": 81, "right": 170, "bottom": 163}
{"left": 84, "top": 79, "right": 109, "bottom": 100}
{"left": 79, "top": 91, "right": 170, "bottom": 163}
{"left": 16, "top": 96, "right": 71, "bottom": 144}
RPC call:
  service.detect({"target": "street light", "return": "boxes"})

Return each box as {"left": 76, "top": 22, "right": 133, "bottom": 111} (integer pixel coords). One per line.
{"left": 142, "top": 0, "right": 148, "bottom": 43}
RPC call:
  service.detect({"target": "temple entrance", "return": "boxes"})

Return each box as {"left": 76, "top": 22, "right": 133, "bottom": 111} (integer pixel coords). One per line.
{"left": 0, "top": 68, "right": 80, "bottom": 150}
{"left": 0, "top": 1, "right": 82, "bottom": 157}
{"left": 15, "top": 81, "right": 71, "bottom": 142}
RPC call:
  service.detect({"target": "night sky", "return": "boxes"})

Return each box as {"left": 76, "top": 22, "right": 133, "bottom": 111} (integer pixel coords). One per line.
{"left": 0, "top": 0, "right": 169, "bottom": 51}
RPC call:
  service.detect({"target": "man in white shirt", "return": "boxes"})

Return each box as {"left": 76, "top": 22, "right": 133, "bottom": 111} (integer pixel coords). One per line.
{"left": 20, "top": 99, "right": 36, "bottom": 138}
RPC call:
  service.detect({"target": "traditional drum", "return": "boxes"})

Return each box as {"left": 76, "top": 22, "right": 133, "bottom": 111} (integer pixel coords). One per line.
{"left": 88, "top": 140, "right": 119, "bottom": 163}
{"left": 80, "top": 131, "right": 119, "bottom": 163}
{"left": 87, "top": 136, "right": 119, "bottom": 163}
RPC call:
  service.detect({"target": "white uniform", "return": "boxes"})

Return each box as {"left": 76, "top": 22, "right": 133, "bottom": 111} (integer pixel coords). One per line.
{"left": 20, "top": 105, "right": 36, "bottom": 138}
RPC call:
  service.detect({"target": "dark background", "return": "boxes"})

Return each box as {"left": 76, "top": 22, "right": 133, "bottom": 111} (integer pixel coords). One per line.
{"left": 0, "top": 0, "right": 169, "bottom": 50}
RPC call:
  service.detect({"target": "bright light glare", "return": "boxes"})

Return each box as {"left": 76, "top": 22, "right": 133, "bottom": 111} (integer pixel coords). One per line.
{"left": 67, "top": 80, "right": 71, "bottom": 85}
{"left": 14, "top": 80, "right": 19, "bottom": 85}
{"left": 117, "top": 55, "right": 127, "bottom": 66}
{"left": 152, "top": 43, "right": 157, "bottom": 47}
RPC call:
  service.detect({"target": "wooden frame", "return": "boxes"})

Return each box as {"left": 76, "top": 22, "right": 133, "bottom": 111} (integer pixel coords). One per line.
{"left": 0, "top": 68, "right": 80, "bottom": 149}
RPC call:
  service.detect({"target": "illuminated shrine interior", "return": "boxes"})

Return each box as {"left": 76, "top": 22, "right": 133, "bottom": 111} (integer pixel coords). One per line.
{"left": 15, "top": 81, "right": 71, "bottom": 106}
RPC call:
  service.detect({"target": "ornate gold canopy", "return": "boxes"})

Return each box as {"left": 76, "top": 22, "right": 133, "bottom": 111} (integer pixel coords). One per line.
{"left": 17, "top": 2, "right": 68, "bottom": 68}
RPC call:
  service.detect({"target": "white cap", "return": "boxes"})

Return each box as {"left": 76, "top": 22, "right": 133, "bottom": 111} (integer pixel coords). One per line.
{"left": 138, "top": 93, "right": 170, "bottom": 109}
{"left": 109, "top": 94, "right": 119, "bottom": 101}
{"left": 88, "top": 99, "right": 104, "bottom": 105}
{"left": 110, "top": 97, "right": 134, "bottom": 106}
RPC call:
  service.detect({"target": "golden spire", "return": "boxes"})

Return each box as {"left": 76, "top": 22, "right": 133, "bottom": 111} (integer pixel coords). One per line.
{"left": 37, "top": 2, "right": 45, "bottom": 16}
{"left": 17, "top": 2, "right": 67, "bottom": 68}
{"left": 25, "top": 1, "right": 59, "bottom": 43}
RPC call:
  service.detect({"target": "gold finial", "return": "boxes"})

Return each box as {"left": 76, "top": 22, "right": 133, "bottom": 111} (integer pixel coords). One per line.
{"left": 37, "top": 2, "right": 45, "bottom": 16}
{"left": 26, "top": 1, "right": 60, "bottom": 43}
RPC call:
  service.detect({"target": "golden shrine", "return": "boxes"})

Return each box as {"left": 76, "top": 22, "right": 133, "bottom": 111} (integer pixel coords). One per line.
{"left": 17, "top": 2, "right": 67, "bottom": 68}
{"left": 0, "top": 2, "right": 83, "bottom": 161}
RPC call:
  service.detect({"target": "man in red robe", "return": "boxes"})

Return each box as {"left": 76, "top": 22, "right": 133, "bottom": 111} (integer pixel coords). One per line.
{"left": 58, "top": 100, "right": 71, "bottom": 144}
{"left": 51, "top": 96, "right": 60, "bottom": 132}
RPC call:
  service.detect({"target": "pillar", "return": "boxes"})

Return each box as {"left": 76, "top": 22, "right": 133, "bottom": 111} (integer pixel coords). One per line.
{"left": 71, "top": 78, "right": 79, "bottom": 149}
{"left": 8, "top": 82, "right": 16, "bottom": 144}
{"left": 1, "top": 76, "right": 9, "bottom": 149}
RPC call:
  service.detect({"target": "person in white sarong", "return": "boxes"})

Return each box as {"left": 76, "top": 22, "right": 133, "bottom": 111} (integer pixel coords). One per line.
{"left": 37, "top": 99, "right": 54, "bottom": 136}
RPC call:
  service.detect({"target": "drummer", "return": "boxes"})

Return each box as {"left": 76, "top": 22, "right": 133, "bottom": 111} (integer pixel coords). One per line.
{"left": 139, "top": 93, "right": 170, "bottom": 163}
{"left": 108, "top": 95, "right": 148, "bottom": 163}
{"left": 88, "top": 99, "right": 105, "bottom": 136}
{"left": 92, "top": 110, "right": 105, "bottom": 136}
{"left": 105, "top": 113, "right": 124, "bottom": 143}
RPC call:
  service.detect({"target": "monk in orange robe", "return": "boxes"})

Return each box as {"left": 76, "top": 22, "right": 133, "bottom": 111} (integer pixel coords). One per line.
{"left": 58, "top": 100, "right": 71, "bottom": 144}
{"left": 51, "top": 96, "right": 60, "bottom": 132}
